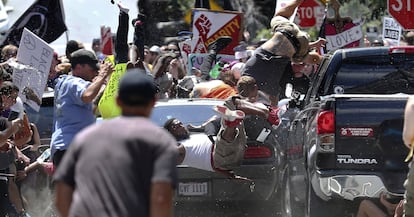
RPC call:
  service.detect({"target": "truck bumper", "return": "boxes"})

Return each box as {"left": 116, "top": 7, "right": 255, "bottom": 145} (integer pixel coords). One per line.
{"left": 311, "top": 172, "right": 403, "bottom": 201}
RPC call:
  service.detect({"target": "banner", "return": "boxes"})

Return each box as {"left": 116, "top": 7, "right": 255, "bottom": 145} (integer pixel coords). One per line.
{"left": 98, "top": 63, "right": 127, "bottom": 119}
{"left": 324, "top": 21, "right": 363, "bottom": 51}
{"left": 191, "top": 9, "right": 243, "bottom": 55}
{"left": 0, "top": 0, "right": 67, "bottom": 47}
{"left": 12, "top": 28, "right": 53, "bottom": 112}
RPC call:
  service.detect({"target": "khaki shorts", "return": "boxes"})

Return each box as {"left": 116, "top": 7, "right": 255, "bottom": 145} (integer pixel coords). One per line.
{"left": 405, "top": 161, "right": 414, "bottom": 217}
{"left": 212, "top": 97, "right": 247, "bottom": 170}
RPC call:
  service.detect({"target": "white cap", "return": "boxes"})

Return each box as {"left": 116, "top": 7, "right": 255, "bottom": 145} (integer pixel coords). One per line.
{"left": 235, "top": 51, "right": 248, "bottom": 60}
{"left": 149, "top": 45, "right": 161, "bottom": 53}
{"left": 231, "top": 62, "right": 245, "bottom": 79}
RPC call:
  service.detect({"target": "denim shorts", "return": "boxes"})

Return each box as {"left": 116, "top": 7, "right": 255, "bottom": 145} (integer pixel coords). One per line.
{"left": 242, "top": 48, "right": 290, "bottom": 96}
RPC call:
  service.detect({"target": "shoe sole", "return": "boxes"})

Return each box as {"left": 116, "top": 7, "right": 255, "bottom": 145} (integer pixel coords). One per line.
{"left": 214, "top": 105, "right": 245, "bottom": 121}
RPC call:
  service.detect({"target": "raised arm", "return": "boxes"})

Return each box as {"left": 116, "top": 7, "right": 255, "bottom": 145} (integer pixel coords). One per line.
{"left": 403, "top": 96, "right": 414, "bottom": 149}
{"left": 274, "top": 0, "right": 304, "bottom": 19}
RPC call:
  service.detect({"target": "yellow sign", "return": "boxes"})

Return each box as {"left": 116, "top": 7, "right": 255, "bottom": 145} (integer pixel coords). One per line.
{"left": 98, "top": 63, "right": 127, "bottom": 119}
{"left": 184, "top": 0, "right": 224, "bottom": 24}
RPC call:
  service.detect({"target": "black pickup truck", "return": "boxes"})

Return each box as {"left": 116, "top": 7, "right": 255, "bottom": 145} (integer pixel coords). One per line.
{"left": 282, "top": 46, "right": 414, "bottom": 217}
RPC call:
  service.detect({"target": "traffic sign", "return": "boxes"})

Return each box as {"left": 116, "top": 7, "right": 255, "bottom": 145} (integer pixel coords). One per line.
{"left": 388, "top": 0, "right": 414, "bottom": 30}
{"left": 296, "top": 0, "right": 322, "bottom": 28}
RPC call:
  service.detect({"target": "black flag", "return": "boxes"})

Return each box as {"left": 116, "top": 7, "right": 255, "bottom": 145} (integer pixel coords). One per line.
{"left": 317, "top": 9, "right": 327, "bottom": 55}
{"left": 0, "top": 0, "right": 67, "bottom": 47}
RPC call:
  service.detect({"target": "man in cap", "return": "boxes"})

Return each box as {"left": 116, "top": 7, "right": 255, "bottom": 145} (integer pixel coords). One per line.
{"left": 50, "top": 49, "right": 114, "bottom": 168}
{"left": 54, "top": 70, "right": 178, "bottom": 217}
{"left": 242, "top": 0, "right": 326, "bottom": 106}
{"left": 144, "top": 45, "right": 161, "bottom": 71}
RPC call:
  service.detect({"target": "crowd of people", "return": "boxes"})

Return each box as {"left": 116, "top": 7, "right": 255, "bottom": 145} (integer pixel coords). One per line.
{"left": 0, "top": 0, "right": 414, "bottom": 216}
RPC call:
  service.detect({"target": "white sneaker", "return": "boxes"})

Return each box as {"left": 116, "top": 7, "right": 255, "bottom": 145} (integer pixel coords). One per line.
{"left": 214, "top": 105, "right": 245, "bottom": 122}
{"left": 117, "top": 1, "right": 129, "bottom": 13}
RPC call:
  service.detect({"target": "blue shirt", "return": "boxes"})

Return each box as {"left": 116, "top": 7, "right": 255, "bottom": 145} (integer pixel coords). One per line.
{"left": 50, "top": 75, "right": 96, "bottom": 157}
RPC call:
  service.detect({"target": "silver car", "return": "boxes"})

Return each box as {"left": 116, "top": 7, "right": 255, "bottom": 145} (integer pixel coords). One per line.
{"left": 150, "top": 98, "right": 286, "bottom": 217}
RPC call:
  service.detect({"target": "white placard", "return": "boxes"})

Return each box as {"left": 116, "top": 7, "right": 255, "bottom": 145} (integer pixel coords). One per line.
{"left": 14, "top": 28, "right": 53, "bottom": 112}
{"left": 382, "top": 17, "right": 402, "bottom": 46}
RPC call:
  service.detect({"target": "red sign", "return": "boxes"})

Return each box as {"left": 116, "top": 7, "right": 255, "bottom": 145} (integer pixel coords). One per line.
{"left": 296, "top": 0, "right": 321, "bottom": 28}
{"left": 388, "top": 0, "right": 414, "bottom": 30}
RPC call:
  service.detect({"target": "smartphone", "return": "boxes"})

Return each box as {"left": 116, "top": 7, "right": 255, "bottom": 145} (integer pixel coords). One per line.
{"left": 8, "top": 111, "right": 19, "bottom": 121}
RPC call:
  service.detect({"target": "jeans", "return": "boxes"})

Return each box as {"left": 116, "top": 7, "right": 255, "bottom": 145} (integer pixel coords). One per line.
{"left": 115, "top": 11, "right": 129, "bottom": 64}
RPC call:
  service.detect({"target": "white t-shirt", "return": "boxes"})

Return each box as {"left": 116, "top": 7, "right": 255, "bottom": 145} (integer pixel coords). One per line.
{"left": 181, "top": 134, "right": 214, "bottom": 172}
{"left": 10, "top": 97, "right": 25, "bottom": 119}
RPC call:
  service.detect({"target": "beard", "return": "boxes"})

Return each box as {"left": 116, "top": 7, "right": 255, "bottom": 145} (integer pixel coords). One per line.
{"left": 175, "top": 129, "right": 190, "bottom": 141}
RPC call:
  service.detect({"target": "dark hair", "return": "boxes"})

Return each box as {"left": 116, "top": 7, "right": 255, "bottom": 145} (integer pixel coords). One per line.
{"left": 1, "top": 44, "right": 18, "bottom": 61}
{"left": 237, "top": 75, "right": 257, "bottom": 97}
{"left": 65, "top": 40, "right": 84, "bottom": 58}
{"left": 163, "top": 118, "right": 178, "bottom": 131}
{"left": 0, "top": 81, "right": 19, "bottom": 96}
{"left": 92, "top": 38, "right": 101, "bottom": 46}
{"left": 219, "top": 69, "right": 237, "bottom": 87}
{"left": 0, "top": 81, "right": 19, "bottom": 110}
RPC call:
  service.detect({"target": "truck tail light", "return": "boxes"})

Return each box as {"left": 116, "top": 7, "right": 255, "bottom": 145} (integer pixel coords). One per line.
{"left": 317, "top": 110, "right": 335, "bottom": 134}
{"left": 244, "top": 146, "right": 272, "bottom": 158}
{"left": 317, "top": 110, "right": 335, "bottom": 152}
{"left": 389, "top": 46, "right": 414, "bottom": 54}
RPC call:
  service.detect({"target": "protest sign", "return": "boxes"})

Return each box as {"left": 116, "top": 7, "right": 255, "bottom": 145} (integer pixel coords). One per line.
{"left": 191, "top": 9, "right": 243, "bottom": 55}
{"left": 325, "top": 22, "right": 363, "bottom": 51}
{"left": 187, "top": 53, "right": 235, "bottom": 75}
{"left": 98, "top": 63, "right": 127, "bottom": 119}
{"left": 382, "top": 17, "right": 402, "bottom": 46}
{"left": 14, "top": 28, "right": 53, "bottom": 112}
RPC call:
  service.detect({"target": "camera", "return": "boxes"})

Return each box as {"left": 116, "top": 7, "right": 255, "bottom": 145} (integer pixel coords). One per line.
{"left": 15, "top": 159, "right": 26, "bottom": 171}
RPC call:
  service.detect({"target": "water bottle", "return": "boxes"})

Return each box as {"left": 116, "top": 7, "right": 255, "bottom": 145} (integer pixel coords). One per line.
{"left": 209, "top": 62, "right": 222, "bottom": 79}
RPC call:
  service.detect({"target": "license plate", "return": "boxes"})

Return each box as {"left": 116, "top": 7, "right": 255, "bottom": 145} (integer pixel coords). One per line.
{"left": 178, "top": 182, "right": 208, "bottom": 196}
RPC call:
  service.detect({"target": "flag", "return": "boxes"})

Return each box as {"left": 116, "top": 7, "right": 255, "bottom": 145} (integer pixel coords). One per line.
{"left": 100, "top": 26, "right": 113, "bottom": 55}
{"left": 0, "top": 0, "right": 67, "bottom": 47}
{"left": 317, "top": 11, "right": 327, "bottom": 55}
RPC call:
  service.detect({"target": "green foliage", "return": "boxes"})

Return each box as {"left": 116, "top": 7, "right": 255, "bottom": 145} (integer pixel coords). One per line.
{"left": 177, "top": 0, "right": 194, "bottom": 12}
{"left": 254, "top": 28, "right": 272, "bottom": 42}
{"left": 339, "top": 0, "right": 370, "bottom": 20}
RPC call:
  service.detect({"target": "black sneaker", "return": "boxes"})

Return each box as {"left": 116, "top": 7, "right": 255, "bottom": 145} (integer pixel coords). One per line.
{"left": 207, "top": 36, "right": 232, "bottom": 54}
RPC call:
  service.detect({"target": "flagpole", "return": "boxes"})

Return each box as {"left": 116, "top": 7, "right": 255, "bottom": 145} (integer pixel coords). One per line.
{"left": 59, "top": 0, "right": 69, "bottom": 43}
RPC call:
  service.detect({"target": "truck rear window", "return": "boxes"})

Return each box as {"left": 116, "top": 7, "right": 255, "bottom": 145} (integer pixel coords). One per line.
{"left": 330, "top": 56, "right": 414, "bottom": 94}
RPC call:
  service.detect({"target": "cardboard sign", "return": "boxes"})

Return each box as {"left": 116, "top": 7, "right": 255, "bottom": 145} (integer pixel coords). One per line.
{"left": 382, "top": 17, "right": 402, "bottom": 46}
{"left": 187, "top": 54, "right": 235, "bottom": 75}
{"left": 14, "top": 28, "right": 53, "bottom": 112}
{"left": 325, "top": 22, "right": 363, "bottom": 51}
{"left": 98, "top": 63, "right": 127, "bottom": 119}
{"left": 191, "top": 9, "right": 243, "bottom": 55}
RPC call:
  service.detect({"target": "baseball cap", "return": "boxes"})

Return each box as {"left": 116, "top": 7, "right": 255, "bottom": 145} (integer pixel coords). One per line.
{"left": 235, "top": 51, "right": 248, "bottom": 60}
{"left": 70, "top": 49, "right": 100, "bottom": 70}
{"left": 118, "top": 70, "right": 158, "bottom": 106}
{"left": 149, "top": 45, "right": 161, "bottom": 54}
